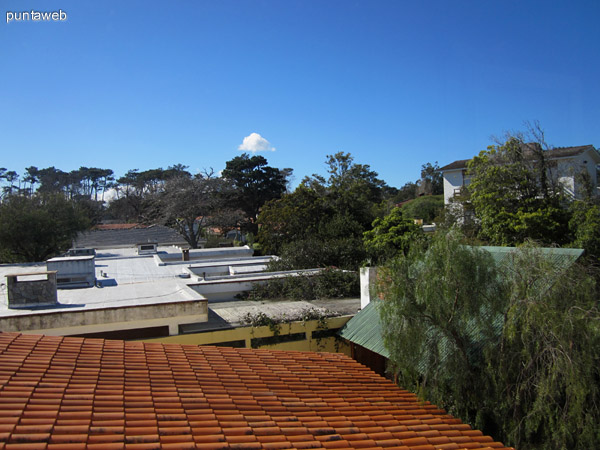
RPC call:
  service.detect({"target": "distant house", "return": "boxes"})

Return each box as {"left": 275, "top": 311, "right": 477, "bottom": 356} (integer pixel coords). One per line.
{"left": 440, "top": 144, "right": 600, "bottom": 205}
{"left": 76, "top": 224, "right": 188, "bottom": 249}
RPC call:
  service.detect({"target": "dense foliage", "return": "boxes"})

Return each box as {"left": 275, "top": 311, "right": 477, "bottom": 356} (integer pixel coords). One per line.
{"left": 363, "top": 207, "right": 422, "bottom": 263}
{"left": 419, "top": 162, "right": 444, "bottom": 196}
{"left": 379, "top": 231, "right": 506, "bottom": 424}
{"left": 158, "top": 174, "right": 243, "bottom": 248}
{"left": 380, "top": 230, "right": 600, "bottom": 449}
{"left": 222, "top": 154, "right": 292, "bottom": 234}
{"left": 257, "top": 152, "right": 392, "bottom": 270}
{"left": 0, "top": 194, "right": 89, "bottom": 262}
{"left": 466, "top": 138, "right": 569, "bottom": 245}
{"left": 569, "top": 199, "right": 600, "bottom": 262}
{"left": 241, "top": 267, "right": 359, "bottom": 301}
{"left": 400, "top": 194, "right": 444, "bottom": 223}
{"left": 493, "top": 246, "right": 600, "bottom": 449}
{"left": 256, "top": 186, "right": 325, "bottom": 256}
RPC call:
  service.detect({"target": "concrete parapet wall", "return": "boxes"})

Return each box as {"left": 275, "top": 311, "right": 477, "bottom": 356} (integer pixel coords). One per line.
{"left": 156, "top": 246, "right": 254, "bottom": 265}
{"left": 0, "top": 299, "right": 208, "bottom": 336}
{"left": 185, "top": 256, "right": 276, "bottom": 278}
{"left": 187, "top": 268, "right": 323, "bottom": 301}
{"left": 229, "top": 264, "right": 268, "bottom": 275}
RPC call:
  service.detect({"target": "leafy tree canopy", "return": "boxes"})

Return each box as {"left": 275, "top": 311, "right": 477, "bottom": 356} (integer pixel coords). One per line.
{"left": 419, "top": 161, "right": 443, "bottom": 195}
{"left": 568, "top": 199, "right": 600, "bottom": 262}
{"left": 380, "top": 229, "right": 600, "bottom": 449}
{"left": 400, "top": 194, "right": 444, "bottom": 223}
{"left": 363, "top": 207, "right": 422, "bottom": 263}
{"left": 302, "top": 151, "right": 387, "bottom": 231}
{"left": 467, "top": 137, "right": 569, "bottom": 245}
{"left": 0, "top": 194, "right": 90, "bottom": 262}
{"left": 258, "top": 186, "right": 367, "bottom": 270}
{"left": 259, "top": 152, "right": 387, "bottom": 269}
{"left": 380, "top": 230, "right": 505, "bottom": 423}
{"left": 392, "top": 181, "right": 418, "bottom": 203}
{"left": 158, "top": 174, "right": 240, "bottom": 249}
{"left": 257, "top": 186, "right": 325, "bottom": 255}
{"left": 222, "top": 154, "right": 291, "bottom": 233}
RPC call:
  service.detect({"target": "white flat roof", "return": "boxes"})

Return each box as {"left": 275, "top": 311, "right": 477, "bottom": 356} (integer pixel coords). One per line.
{"left": 0, "top": 246, "right": 201, "bottom": 317}
{"left": 47, "top": 255, "right": 95, "bottom": 262}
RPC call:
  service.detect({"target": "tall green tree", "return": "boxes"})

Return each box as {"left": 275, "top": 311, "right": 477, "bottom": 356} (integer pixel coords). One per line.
{"left": 491, "top": 246, "right": 600, "bottom": 449}
{"left": 23, "top": 166, "right": 40, "bottom": 196}
{"left": 258, "top": 152, "right": 387, "bottom": 269}
{"left": 0, "top": 194, "right": 90, "bottom": 262}
{"left": 308, "top": 151, "right": 387, "bottom": 230}
{"left": 466, "top": 137, "right": 569, "bottom": 245}
{"left": 158, "top": 174, "right": 240, "bottom": 248}
{"left": 380, "top": 230, "right": 506, "bottom": 425}
{"left": 393, "top": 181, "right": 418, "bottom": 203}
{"left": 363, "top": 207, "right": 422, "bottom": 263}
{"left": 257, "top": 186, "right": 366, "bottom": 269}
{"left": 379, "top": 230, "right": 600, "bottom": 449}
{"left": 257, "top": 186, "right": 325, "bottom": 255}
{"left": 37, "top": 166, "right": 67, "bottom": 195}
{"left": 419, "top": 161, "right": 443, "bottom": 195}
{"left": 222, "top": 154, "right": 291, "bottom": 233}
{"left": 2, "top": 170, "right": 20, "bottom": 197}
{"left": 569, "top": 200, "right": 600, "bottom": 262}
{"left": 76, "top": 167, "right": 114, "bottom": 201}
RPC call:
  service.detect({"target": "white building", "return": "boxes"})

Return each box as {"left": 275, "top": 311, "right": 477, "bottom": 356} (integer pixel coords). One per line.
{"left": 0, "top": 246, "right": 267, "bottom": 339}
{"left": 0, "top": 244, "right": 336, "bottom": 340}
{"left": 440, "top": 144, "right": 600, "bottom": 205}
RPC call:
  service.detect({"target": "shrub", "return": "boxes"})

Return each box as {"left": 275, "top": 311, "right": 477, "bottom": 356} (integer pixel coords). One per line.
{"left": 241, "top": 267, "right": 359, "bottom": 301}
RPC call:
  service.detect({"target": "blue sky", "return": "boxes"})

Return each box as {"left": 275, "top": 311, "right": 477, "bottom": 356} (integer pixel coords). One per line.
{"left": 1, "top": 0, "right": 599, "bottom": 189}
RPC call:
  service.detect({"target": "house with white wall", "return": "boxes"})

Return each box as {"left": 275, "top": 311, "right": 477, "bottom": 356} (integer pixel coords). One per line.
{"left": 440, "top": 144, "right": 600, "bottom": 205}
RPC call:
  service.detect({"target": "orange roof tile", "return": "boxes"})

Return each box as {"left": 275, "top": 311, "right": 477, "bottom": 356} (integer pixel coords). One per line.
{"left": 0, "top": 333, "right": 513, "bottom": 450}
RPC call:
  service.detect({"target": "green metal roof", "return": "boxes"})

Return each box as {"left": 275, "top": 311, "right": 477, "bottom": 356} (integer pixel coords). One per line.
{"left": 339, "top": 246, "right": 584, "bottom": 359}
{"left": 338, "top": 301, "right": 389, "bottom": 358}
{"left": 479, "top": 246, "right": 584, "bottom": 268}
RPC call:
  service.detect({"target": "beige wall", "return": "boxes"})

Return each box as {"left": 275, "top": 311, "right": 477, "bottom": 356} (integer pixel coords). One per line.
{"left": 0, "top": 300, "right": 208, "bottom": 337}
{"left": 144, "top": 316, "right": 352, "bottom": 355}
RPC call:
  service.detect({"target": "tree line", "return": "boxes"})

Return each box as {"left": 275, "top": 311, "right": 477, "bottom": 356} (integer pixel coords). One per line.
{"left": 0, "top": 152, "right": 442, "bottom": 263}
{"left": 0, "top": 166, "right": 116, "bottom": 201}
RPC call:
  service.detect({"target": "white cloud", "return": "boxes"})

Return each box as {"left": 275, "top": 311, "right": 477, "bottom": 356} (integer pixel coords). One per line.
{"left": 103, "top": 187, "right": 119, "bottom": 204}
{"left": 238, "top": 132, "right": 276, "bottom": 153}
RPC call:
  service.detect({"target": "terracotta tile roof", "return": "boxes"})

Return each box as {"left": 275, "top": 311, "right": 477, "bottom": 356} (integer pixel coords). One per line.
{"left": 0, "top": 333, "right": 512, "bottom": 450}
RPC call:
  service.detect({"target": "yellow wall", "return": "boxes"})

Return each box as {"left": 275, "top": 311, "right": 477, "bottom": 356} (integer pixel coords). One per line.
{"left": 144, "top": 315, "right": 352, "bottom": 355}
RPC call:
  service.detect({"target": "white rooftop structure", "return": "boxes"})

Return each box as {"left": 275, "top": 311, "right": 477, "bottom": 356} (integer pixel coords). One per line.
{"left": 0, "top": 244, "right": 359, "bottom": 340}
{"left": 0, "top": 246, "right": 211, "bottom": 339}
